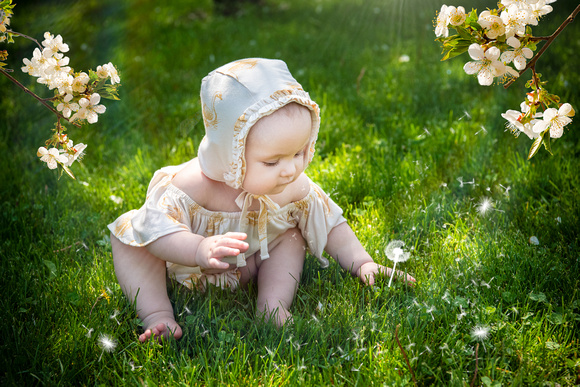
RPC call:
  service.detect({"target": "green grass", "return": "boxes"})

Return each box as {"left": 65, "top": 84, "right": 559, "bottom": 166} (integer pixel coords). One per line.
{"left": 1, "top": 0, "right": 579, "bottom": 385}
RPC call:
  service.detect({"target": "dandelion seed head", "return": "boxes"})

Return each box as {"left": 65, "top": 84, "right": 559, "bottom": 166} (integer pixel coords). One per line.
{"left": 98, "top": 333, "right": 117, "bottom": 352}
{"left": 385, "top": 240, "right": 410, "bottom": 262}
{"left": 529, "top": 236, "right": 539, "bottom": 245}
{"left": 476, "top": 197, "right": 494, "bottom": 217}
{"left": 470, "top": 325, "right": 490, "bottom": 341}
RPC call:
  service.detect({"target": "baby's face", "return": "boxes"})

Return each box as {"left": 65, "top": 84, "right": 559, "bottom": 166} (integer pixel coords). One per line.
{"left": 243, "top": 105, "right": 312, "bottom": 196}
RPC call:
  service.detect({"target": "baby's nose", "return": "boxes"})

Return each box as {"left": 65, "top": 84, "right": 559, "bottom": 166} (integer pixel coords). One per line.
{"left": 280, "top": 162, "right": 296, "bottom": 177}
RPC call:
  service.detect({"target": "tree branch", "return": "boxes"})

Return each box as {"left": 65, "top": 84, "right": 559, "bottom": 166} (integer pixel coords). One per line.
{"left": 504, "top": 3, "right": 580, "bottom": 89}
{"left": 0, "top": 69, "right": 81, "bottom": 128}
{"left": 6, "top": 29, "right": 43, "bottom": 49}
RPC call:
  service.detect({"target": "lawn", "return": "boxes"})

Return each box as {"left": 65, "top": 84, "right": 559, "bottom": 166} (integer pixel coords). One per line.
{"left": 1, "top": 0, "right": 579, "bottom": 385}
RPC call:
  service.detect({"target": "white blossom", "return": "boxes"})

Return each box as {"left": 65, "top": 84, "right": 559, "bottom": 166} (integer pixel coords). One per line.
{"left": 463, "top": 44, "right": 505, "bottom": 86}
{"left": 97, "top": 62, "right": 121, "bottom": 84}
{"left": 104, "top": 62, "right": 120, "bottom": 84}
{"left": 529, "top": 0, "right": 553, "bottom": 22}
{"left": 501, "top": 104, "right": 541, "bottom": 139}
{"left": 41, "top": 32, "right": 69, "bottom": 56}
{"left": 447, "top": 6, "right": 466, "bottom": 26}
{"left": 501, "top": 37, "right": 534, "bottom": 70}
{"left": 72, "top": 72, "right": 89, "bottom": 93}
{"left": 501, "top": 4, "right": 531, "bottom": 38}
{"left": 478, "top": 10, "right": 505, "bottom": 39}
{"left": 43, "top": 53, "right": 71, "bottom": 77}
{"left": 21, "top": 48, "right": 48, "bottom": 77}
{"left": 56, "top": 93, "right": 79, "bottom": 118}
{"left": 56, "top": 73, "right": 75, "bottom": 96}
{"left": 533, "top": 103, "right": 575, "bottom": 138}
{"left": 63, "top": 142, "right": 87, "bottom": 167}
{"left": 37, "top": 147, "right": 68, "bottom": 169}
{"left": 435, "top": 5, "right": 450, "bottom": 37}
{"left": 74, "top": 93, "right": 106, "bottom": 124}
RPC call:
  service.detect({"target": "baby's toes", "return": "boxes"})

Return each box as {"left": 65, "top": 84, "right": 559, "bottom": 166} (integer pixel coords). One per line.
{"left": 138, "top": 329, "right": 153, "bottom": 343}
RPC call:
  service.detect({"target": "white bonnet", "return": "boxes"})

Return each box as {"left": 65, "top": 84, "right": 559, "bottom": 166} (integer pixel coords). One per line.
{"left": 197, "top": 58, "right": 320, "bottom": 189}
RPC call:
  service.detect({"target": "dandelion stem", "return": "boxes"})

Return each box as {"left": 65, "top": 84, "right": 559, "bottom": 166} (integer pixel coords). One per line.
{"left": 470, "top": 343, "right": 479, "bottom": 387}
{"left": 0, "top": 69, "right": 81, "bottom": 128}
{"left": 395, "top": 324, "right": 418, "bottom": 386}
{"left": 388, "top": 262, "right": 397, "bottom": 287}
{"left": 504, "top": 3, "right": 580, "bottom": 89}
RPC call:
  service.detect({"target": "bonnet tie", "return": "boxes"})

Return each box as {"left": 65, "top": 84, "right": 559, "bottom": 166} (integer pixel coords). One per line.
{"left": 234, "top": 192, "right": 280, "bottom": 267}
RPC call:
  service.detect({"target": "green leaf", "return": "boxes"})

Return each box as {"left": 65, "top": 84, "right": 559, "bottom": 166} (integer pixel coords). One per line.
{"left": 547, "top": 313, "right": 563, "bottom": 325}
{"left": 441, "top": 45, "right": 470, "bottom": 61}
{"left": 43, "top": 260, "right": 57, "bottom": 278}
{"left": 455, "top": 26, "right": 472, "bottom": 40}
{"left": 62, "top": 164, "right": 76, "bottom": 180}
{"left": 465, "top": 8, "right": 478, "bottom": 24}
{"left": 542, "top": 135, "right": 553, "bottom": 155}
{"left": 529, "top": 291, "right": 547, "bottom": 303}
{"left": 528, "top": 133, "right": 544, "bottom": 160}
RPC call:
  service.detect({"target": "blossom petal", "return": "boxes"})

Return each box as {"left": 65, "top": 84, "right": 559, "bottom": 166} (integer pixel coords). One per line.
{"left": 543, "top": 108, "right": 558, "bottom": 122}
{"left": 463, "top": 61, "right": 481, "bottom": 75}
{"left": 468, "top": 44, "right": 484, "bottom": 61}
{"left": 549, "top": 125, "right": 563, "bottom": 138}
{"left": 484, "top": 47, "right": 501, "bottom": 61}
{"left": 558, "top": 103, "right": 572, "bottom": 116}
{"left": 506, "top": 36, "right": 520, "bottom": 49}
{"left": 477, "top": 68, "right": 494, "bottom": 86}
{"left": 501, "top": 51, "right": 515, "bottom": 64}
{"left": 533, "top": 120, "right": 549, "bottom": 133}
{"left": 513, "top": 55, "right": 527, "bottom": 70}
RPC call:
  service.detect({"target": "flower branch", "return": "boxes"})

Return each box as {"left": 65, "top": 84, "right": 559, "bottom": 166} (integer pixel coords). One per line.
{"left": 504, "top": 3, "right": 580, "bottom": 89}
{"left": 6, "top": 28, "right": 42, "bottom": 49}
{"left": 434, "top": 0, "right": 577, "bottom": 159}
{"left": 1, "top": 0, "right": 121, "bottom": 179}
{"left": 0, "top": 68, "right": 81, "bottom": 128}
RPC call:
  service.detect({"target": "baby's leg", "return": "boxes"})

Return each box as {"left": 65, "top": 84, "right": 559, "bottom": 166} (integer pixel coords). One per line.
{"left": 255, "top": 228, "right": 306, "bottom": 327}
{"left": 111, "top": 234, "right": 182, "bottom": 342}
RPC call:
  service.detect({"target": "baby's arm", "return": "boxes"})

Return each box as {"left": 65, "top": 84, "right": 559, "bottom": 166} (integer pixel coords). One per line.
{"left": 145, "top": 231, "right": 249, "bottom": 270}
{"left": 325, "top": 222, "right": 415, "bottom": 285}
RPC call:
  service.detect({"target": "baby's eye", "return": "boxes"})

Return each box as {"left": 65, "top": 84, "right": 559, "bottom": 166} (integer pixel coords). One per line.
{"left": 294, "top": 150, "right": 305, "bottom": 158}
{"left": 263, "top": 161, "right": 279, "bottom": 167}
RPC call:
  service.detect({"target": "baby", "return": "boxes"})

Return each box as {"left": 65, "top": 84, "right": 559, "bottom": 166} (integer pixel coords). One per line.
{"left": 109, "top": 58, "right": 415, "bottom": 342}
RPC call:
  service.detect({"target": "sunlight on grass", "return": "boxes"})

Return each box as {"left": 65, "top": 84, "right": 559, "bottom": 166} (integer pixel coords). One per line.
{"left": 1, "top": 0, "right": 579, "bottom": 385}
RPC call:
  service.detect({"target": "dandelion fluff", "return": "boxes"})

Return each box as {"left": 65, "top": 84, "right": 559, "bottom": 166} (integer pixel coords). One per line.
{"left": 385, "top": 240, "right": 410, "bottom": 262}
{"left": 98, "top": 333, "right": 117, "bottom": 353}
{"left": 470, "top": 325, "right": 490, "bottom": 341}
{"left": 384, "top": 240, "right": 411, "bottom": 287}
{"left": 476, "top": 197, "right": 494, "bottom": 217}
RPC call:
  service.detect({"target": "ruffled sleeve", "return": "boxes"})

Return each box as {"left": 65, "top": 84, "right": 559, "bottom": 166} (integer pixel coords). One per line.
{"left": 107, "top": 164, "right": 195, "bottom": 247}
{"left": 296, "top": 180, "right": 347, "bottom": 267}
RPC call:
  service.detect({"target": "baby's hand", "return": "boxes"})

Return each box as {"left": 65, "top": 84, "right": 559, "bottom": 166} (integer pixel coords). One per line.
{"left": 195, "top": 232, "right": 249, "bottom": 270}
{"left": 358, "top": 262, "right": 416, "bottom": 286}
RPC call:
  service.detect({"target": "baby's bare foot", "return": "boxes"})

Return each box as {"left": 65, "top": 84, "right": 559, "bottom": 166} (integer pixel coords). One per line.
{"left": 139, "top": 319, "right": 182, "bottom": 343}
